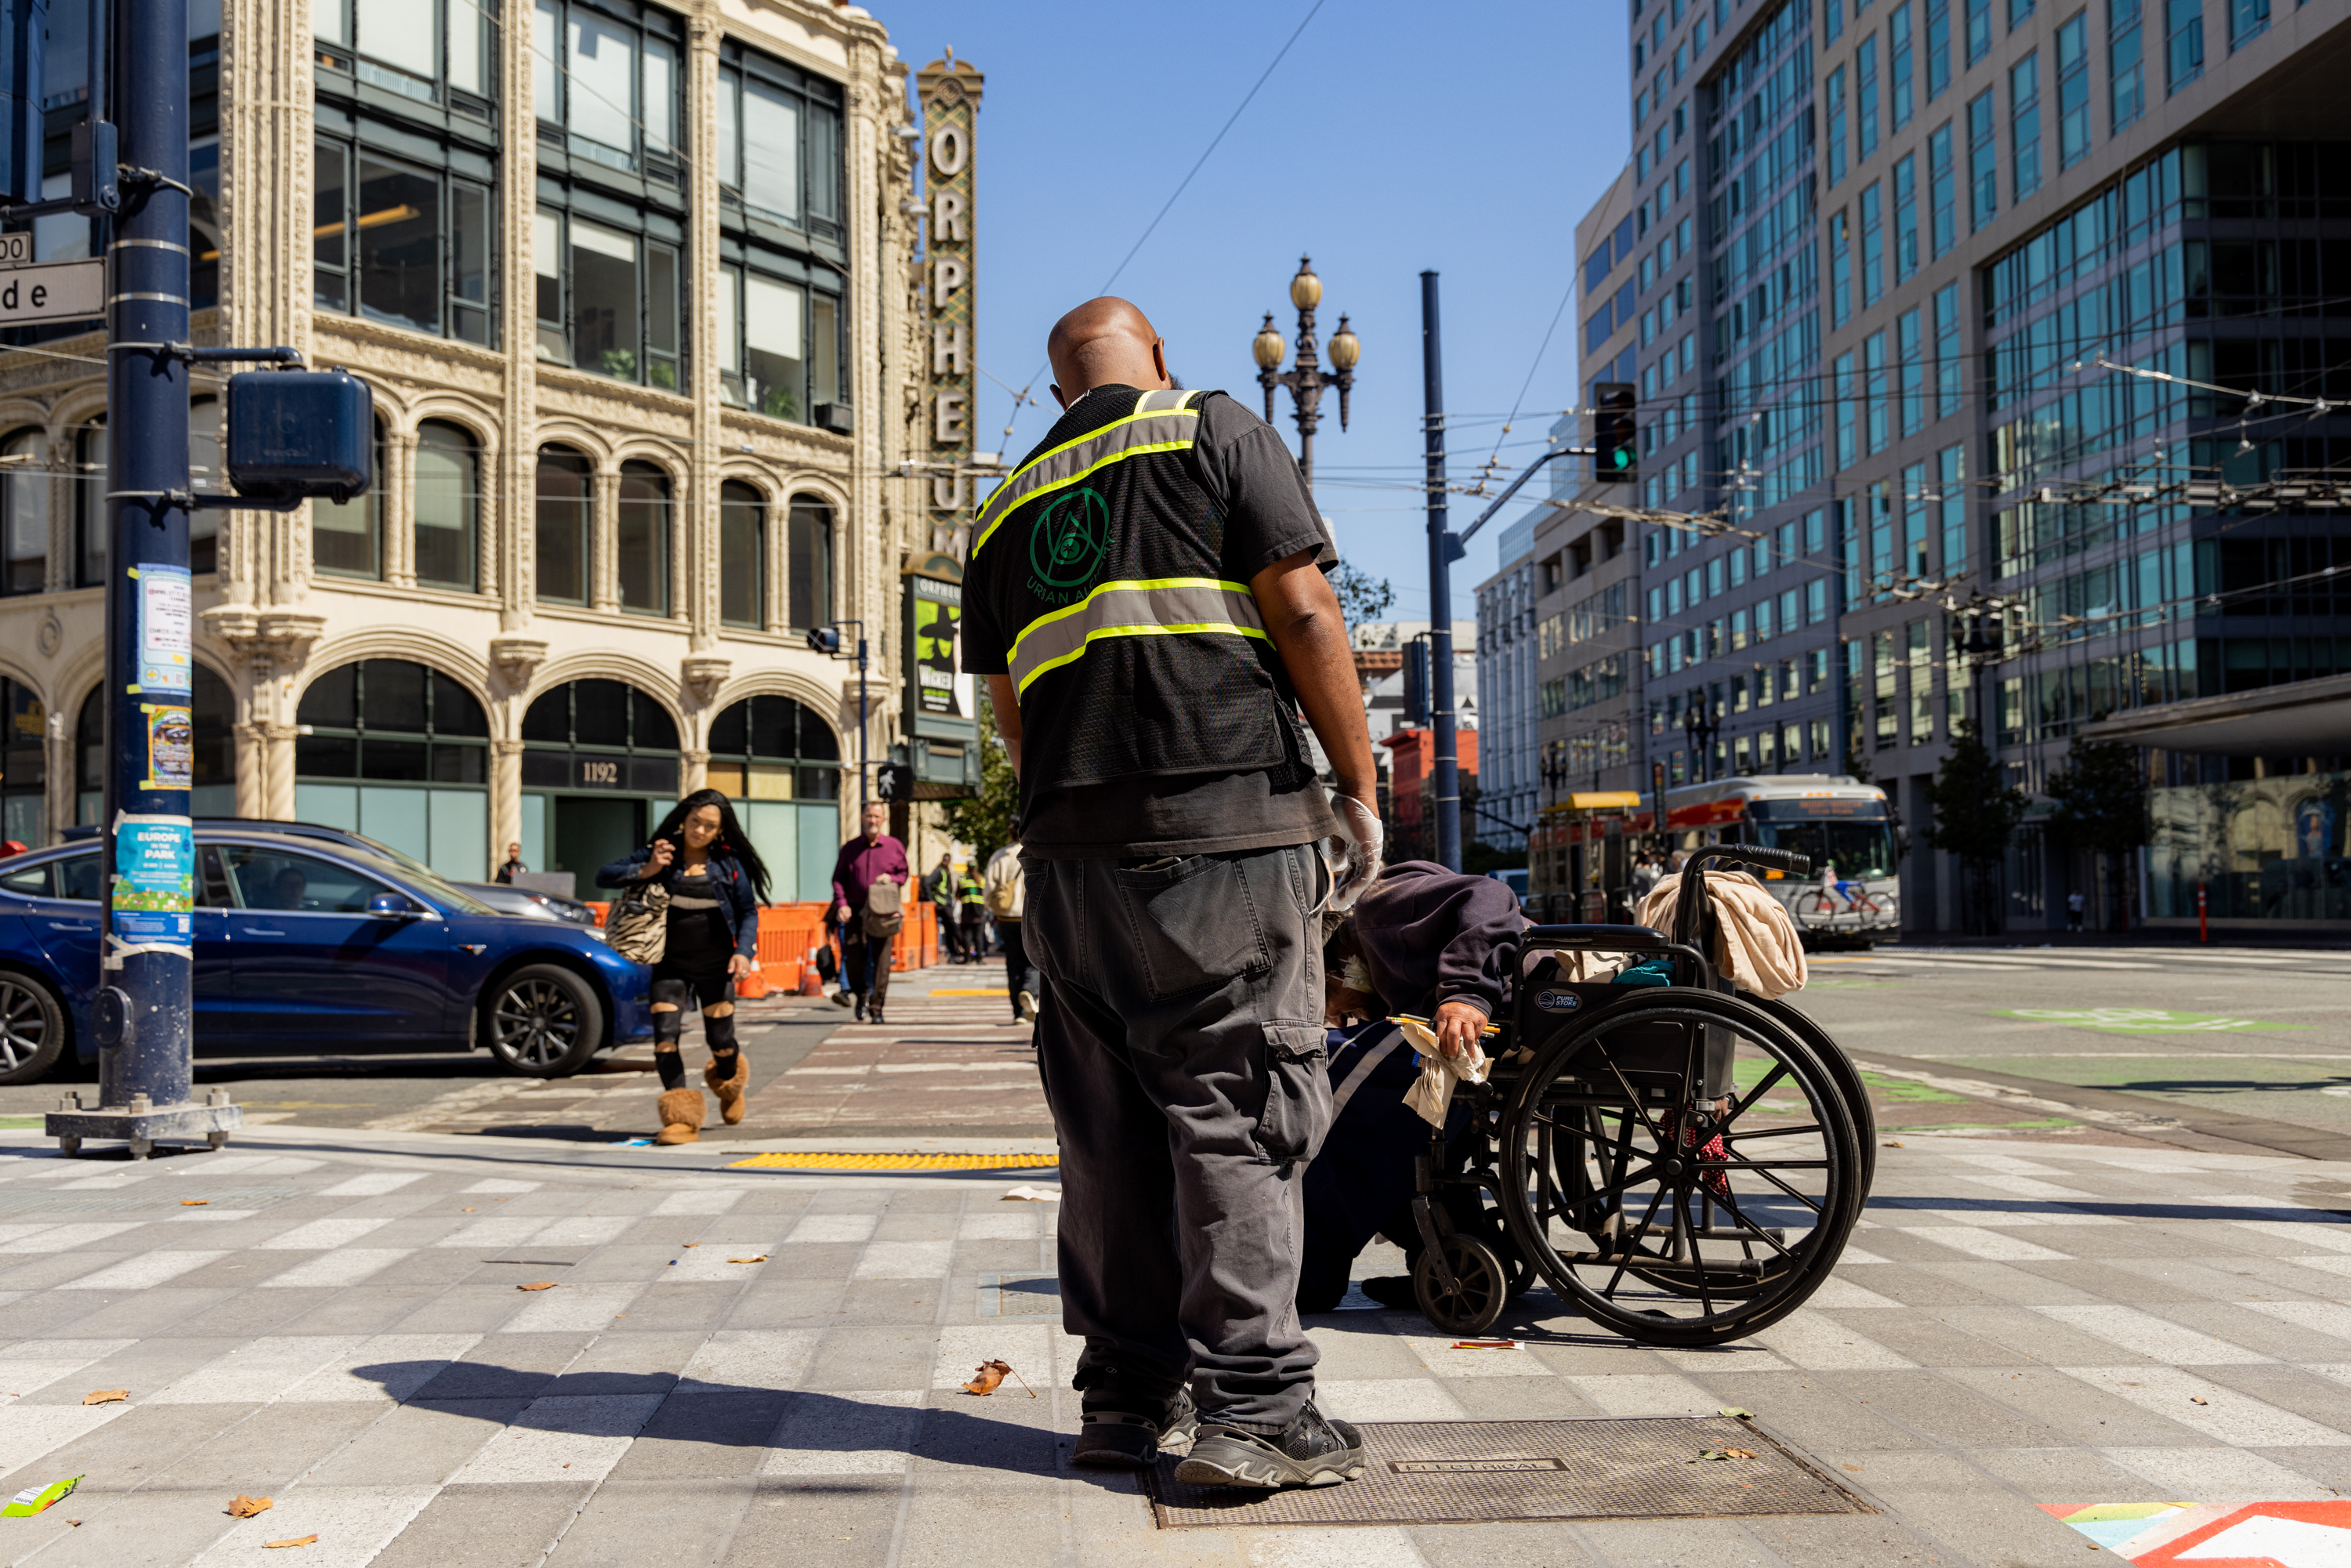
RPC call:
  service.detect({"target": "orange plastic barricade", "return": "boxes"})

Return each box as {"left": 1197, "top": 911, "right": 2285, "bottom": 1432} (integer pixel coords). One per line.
{"left": 589, "top": 900, "right": 943, "bottom": 994}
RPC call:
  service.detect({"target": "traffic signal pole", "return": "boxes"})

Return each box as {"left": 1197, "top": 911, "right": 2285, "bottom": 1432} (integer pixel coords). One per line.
{"left": 47, "top": 0, "right": 239, "bottom": 1157}
{"left": 1420, "top": 270, "right": 1461, "bottom": 874}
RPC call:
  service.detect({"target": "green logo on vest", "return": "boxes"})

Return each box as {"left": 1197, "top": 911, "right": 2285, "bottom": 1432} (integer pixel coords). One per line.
{"left": 1029, "top": 487, "right": 1111, "bottom": 592}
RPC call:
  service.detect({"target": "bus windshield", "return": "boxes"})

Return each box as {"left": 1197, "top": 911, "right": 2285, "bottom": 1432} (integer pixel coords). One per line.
{"left": 1744, "top": 800, "right": 1897, "bottom": 880}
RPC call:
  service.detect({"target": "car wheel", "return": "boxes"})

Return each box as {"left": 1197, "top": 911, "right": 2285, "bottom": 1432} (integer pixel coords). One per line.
{"left": 480, "top": 964, "right": 603, "bottom": 1077}
{"left": 0, "top": 973, "right": 65, "bottom": 1085}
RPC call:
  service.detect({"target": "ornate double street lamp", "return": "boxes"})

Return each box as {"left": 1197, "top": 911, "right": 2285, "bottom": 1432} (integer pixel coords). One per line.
{"left": 1683, "top": 701, "right": 1722, "bottom": 784}
{"left": 1251, "top": 256, "right": 1360, "bottom": 487}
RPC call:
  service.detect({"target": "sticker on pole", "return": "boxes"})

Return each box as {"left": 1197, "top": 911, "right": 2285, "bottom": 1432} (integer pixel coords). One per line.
{"left": 111, "top": 814, "right": 194, "bottom": 944}
{"left": 134, "top": 564, "right": 193, "bottom": 695}
{"left": 140, "top": 703, "right": 193, "bottom": 791}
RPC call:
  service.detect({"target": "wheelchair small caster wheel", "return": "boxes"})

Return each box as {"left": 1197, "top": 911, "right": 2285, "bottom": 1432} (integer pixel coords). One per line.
{"left": 1413, "top": 1234, "right": 1509, "bottom": 1336}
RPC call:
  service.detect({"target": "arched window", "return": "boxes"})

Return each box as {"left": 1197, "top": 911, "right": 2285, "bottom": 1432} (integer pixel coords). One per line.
{"left": 0, "top": 678, "right": 43, "bottom": 844}
{"left": 518, "top": 678, "right": 682, "bottom": 882}
{"left": 190, "top": 398, "right": 220, "bottom": 575}
{"left": 73, "top": 421, "right": 103, "bottom": 588}
{"left": 293, "top": 658, "right": 490, "bottom": 876}
{"left": 616, "top": 459, "right": 668, "bottom": 614}
{"left": 414, "top": 420, "right": 480, "bottom": 590}
{"left": 706, "top": 692, "right": 841, "bottom": 900}
{"left": 787, "top": 493, "right": 832, "bottom": 631}
{"left": 535, "top": 445, "right": 591, "bottom": 603}
{"left": 79, "top": 665, "right": 235, "bottom": 824}
{"left": 719, "top": 480, "right": 763, "bottom": 628}
{"left": 315, "top": 415, "right": 387, "bottom": 579}
{"left": 1, "top": 429, "right": 45, "bottom": 595}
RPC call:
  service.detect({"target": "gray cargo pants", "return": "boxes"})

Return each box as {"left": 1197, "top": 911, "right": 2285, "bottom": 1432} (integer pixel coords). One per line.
{"left": 1021, "top": 842, "right": 1331, "bottom": 1432}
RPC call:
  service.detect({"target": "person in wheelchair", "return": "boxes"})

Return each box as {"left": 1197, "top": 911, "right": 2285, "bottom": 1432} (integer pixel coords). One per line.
{"left": 1296, "top": 860, "right": 1521, "bottom": 1314}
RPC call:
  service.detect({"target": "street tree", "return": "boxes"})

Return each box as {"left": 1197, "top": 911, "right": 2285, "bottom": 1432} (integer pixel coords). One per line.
{"left": 1923, "top": 719, "right": 2028, "bottom": 935}
{"left": 2045, "top": 739, "right": 2152, "bottom": 932}
{"left": 944, "top": 693, "right": 1019, "bottom": 864}
{"left": 1331, "top": 560, "right": 1393, "bottom": 628}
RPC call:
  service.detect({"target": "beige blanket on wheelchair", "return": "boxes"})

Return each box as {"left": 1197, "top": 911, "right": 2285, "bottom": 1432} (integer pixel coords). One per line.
{"left": 1547, "top": 871, "right": 1807, "bottom": 999}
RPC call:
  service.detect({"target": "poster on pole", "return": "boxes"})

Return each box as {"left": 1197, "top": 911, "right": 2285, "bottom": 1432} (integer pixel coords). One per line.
{"left": 110, "top": 814, "right": 194, "bottom": 944}
{"left": 134, "top": 565, "right": 193, "bottom": 695}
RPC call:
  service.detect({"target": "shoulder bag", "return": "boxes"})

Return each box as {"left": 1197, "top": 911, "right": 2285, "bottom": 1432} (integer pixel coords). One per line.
{"left": 605, "top": 876, "right": 672, "bottom": 964}
{"left": 863, "top": 875, "right": 905, "bottom": 938}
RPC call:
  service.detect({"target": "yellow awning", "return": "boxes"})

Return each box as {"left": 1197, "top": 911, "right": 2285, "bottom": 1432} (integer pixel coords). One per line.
{"left": 1567, "top": 791, "right": 1643, "bottom": 810}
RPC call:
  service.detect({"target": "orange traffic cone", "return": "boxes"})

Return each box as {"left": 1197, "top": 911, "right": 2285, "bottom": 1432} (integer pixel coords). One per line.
{"left": 799, "top": 948, "right": 826, "bottom": 997}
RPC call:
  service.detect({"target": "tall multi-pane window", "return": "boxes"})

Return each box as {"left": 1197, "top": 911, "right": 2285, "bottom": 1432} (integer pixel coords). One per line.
{"left": 533, "top": 0, "right": 688, "bottom": 391}
{"left": 2111, "top": 0, "right": 2146, "bottom": 129}
{"left": 2010, "top": 53, "right": 2041, "bottom": 201}
{"left": 534, "top": 208, "right": 682, "bottom": 389}
{"left": 1889, "top": 2, "right": 1914, "bottom": 129}
{"left": 314, "top": 418, "right": 386, "bottom": 579}
{"left": 1928, "top": 121, "right": 1956, "bottom": 255}
{"left": 1860, "top": 181, "right": 1885, "bottom": 305}
{"left": 2166, "top": 0, "right": 2203, "bottom": 88}
{"left": 1967, "top": 89, "right": 1999, "bottom": 228}
{"left": 1831, "top": 207, "right": 1854, "bottom": 326}
{"left": 2056, "top": 13, "right": 2091, "bottom": 168}
{"left": 1965, "top": 0, "right": 1992, "bottom": 60}
{"left": 1864, "top": 331, "right": 1888, "bottom": 453}
{"left": 312, "top": 0, "right": 497, "bottom": 349}
{"left": 2009, "top": 0, "right": 2035, "bottom": 25}
{"left": 73, "top": 423, "right": 103, "bottom": 588}
{"left": 1897, "top": 310, "right": 1924, "bottom": 436}
{"left": 1835, "top": 350, "right": 1857, "bottom": 466}
{"left": 414, "top": 421, "right": 480, "bottom": 591}
{"left": 715, "top": 42, "right": 849, "bottom": 430}
{"left": 1827, "top": 0, "right": 1845, "bottom": 42}
{"left": 615, "top": 462, "right": 669, "bottom": 615}
{"left": 1925, "top": 0, "right": 1952, "bottom": 96}
{"left": 1937, "top": 444, "right": 1966, "bottom": 573}
{"left": 0, "top": 429, "right": 42, "bottom": 595}
{"left": 2227, "top": 0, "right": 2267, "bottom": 47}
{"left": 1855, "top": 36, "right": 1881, "bottom": 161}
{"left": 1827, "top": 65, "right": 1849, "bottom": 183}
{"left": 534, "top": 447, "right": 592, "bottom": 605}
{"left": 785, "top": 496, "right": 834, "bottom": 632}
{"left": 1893, "top": 153, "right": 1918, "bottom": 281}
{"left": 1933, "top": 282, "right": 1962, "bottom": 418}
{"left": 719, "top": 481, "right": 765, "bottom": 628}
{"left": 190, "top": 401, "right": 220, "bottom": 576}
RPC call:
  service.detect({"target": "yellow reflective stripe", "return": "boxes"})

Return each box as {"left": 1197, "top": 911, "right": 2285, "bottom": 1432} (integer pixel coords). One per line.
{"left": 969, "top": 391, "right": 1204, "bottom": 558}
{"left": 1016, "top": 622, "right": 1271, "bottom": 697}
{"left": 1006, "top": 575, "right": 1252, "bottom": 664}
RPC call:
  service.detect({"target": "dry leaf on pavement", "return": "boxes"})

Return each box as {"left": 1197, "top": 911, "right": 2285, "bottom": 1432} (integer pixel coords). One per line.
{"left": 517, "top": 1282, "right": 559, "bottom": 1291}
{"left": 727, "top": 1255, "right": 767, "bottom": 1264}
{"left": 227, "top": 1495, "right": 273, "bottom": 1518}
{"left": 263, "top": 1536, "right": 318, "bottom": 1549}
{"left": 82, "top": 1390, "right": 126, "bottom": 1406}
{"left": 180, "top": 1200, "right": 208, "bottom": 1207}
{"left": 962, "top": 1360, "right": 1010, "bottom": 1396}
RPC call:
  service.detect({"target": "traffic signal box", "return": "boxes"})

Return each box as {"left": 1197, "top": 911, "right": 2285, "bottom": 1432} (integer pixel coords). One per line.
{"left": 1594, "top": 382, "right": 1637, "bottom": 486}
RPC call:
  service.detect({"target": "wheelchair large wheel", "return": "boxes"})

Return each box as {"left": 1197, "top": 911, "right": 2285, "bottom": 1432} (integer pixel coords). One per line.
{"left": 1748, "top": 994, "right": 1878, "bottom": 1195}
{"left": 1498, "top": 988, "right": 1862, "bottom": 1347}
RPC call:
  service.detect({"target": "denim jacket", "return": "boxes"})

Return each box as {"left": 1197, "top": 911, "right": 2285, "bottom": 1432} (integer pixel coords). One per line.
{"left": 596, "top": 848, "right": 763, "bottom": 961}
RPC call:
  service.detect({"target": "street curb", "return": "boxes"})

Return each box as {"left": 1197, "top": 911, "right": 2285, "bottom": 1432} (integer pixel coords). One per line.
{"left": 1851, "top": 1048, "right": 2351, "bottom": 1163}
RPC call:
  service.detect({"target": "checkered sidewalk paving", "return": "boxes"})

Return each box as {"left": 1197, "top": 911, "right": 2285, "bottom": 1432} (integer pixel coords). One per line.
{"left": 0, "top": 1117, "right": 2346, "bottom": 1563}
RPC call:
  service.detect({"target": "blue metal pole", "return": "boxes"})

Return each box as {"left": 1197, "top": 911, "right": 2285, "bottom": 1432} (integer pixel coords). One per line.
{"left": 1421, "top": 270, "right": 1460, "bottom": 873}
{"left": 50, "top": 0, "right": 234, "bottom": 1157}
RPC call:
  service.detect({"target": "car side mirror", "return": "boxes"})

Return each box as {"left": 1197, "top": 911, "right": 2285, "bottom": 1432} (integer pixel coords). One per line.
{"left": 368, "top": 892, "right": 417, "bottom": 918}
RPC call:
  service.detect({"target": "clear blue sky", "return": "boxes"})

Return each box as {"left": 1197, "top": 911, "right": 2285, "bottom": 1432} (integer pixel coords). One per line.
{"left": 871, "top": 0, "right": 1632, "bottom": 623}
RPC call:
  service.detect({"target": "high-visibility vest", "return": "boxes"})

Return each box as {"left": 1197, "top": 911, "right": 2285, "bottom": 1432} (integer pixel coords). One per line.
{"left": 968, "top": 386, "right": 1313, "bottom": 806}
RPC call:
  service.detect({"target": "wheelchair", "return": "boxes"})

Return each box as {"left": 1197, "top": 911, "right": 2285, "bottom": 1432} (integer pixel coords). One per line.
{"left": 1401, "top": 846, "right": 1875, "bottom": 1349}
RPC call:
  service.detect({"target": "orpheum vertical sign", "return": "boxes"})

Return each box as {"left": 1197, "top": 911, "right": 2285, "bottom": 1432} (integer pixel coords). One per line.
{"left": 918, "top": 53, "right": 982, "bottom": 556}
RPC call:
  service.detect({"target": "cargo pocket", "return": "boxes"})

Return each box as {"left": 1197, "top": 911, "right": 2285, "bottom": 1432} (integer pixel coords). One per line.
{"left": 1255, "top": 1021, "right": 1334, "bottom": 1166}
{"left": 1113, "top": 855, "right": 1269, "bottom": 1002}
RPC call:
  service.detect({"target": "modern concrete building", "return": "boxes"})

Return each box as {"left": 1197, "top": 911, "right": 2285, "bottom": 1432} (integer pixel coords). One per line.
{"left": 0, "top": 0, "right": 963, "bottom": 898}
{"left": 1471, "top": 512, "right": 1539, "bottom": 852}
{"left": 1614, "top": 0, "right": 2351, "bottom": 932}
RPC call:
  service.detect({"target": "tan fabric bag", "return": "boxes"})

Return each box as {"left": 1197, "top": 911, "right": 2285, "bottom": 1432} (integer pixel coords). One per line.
{"left": 863, "top": 875, "right": 905, "bottom": 937}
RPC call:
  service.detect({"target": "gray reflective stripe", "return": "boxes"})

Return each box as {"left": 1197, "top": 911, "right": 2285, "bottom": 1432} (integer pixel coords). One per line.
{"left": 1007, "top": 577, "right": 1265, "bottom": 694}
{"left": 969, "top": 390, "right": 1201, "bottom": 556}
{"left": 1330, "top": 1024, "right": 1408, "bottom": 1117}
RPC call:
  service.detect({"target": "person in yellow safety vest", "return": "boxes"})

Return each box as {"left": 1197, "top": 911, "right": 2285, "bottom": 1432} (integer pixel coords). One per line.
{"left": 962, "top": 296, "right": 1384, "bottom": 1491}
{"left": 955, "top": 864, "right": 987, "bottom": 962}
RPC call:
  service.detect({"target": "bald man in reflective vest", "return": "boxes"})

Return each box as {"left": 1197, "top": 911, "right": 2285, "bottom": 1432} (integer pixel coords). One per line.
{"left": 962, "top": 296, "right": 1384, "bottom": 1490}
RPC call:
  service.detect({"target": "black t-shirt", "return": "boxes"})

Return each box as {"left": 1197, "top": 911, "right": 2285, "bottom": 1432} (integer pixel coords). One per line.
{"left": 966, "top": 386, "right": 1339, "bottom": 859}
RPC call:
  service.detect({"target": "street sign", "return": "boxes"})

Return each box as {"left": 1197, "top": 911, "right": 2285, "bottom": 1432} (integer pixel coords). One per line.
{"left": 0, "top": 233, "right": 32, "bottom": 267}
{"left": 0, "top": 258, "right": 100, "bottom": 325}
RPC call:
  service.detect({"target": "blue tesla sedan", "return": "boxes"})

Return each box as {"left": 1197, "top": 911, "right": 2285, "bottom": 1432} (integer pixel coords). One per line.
{"left": 0, "top": 825, "right": 654, "bottom": 1084}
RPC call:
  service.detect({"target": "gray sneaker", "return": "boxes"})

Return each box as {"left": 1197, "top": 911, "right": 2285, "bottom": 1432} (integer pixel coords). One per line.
{"left": 1173, "top": 1401, "right": 1365, "bottom": 1489}
{"left": 1071, "top": 1386, "right": 1198, "bottom": 1470}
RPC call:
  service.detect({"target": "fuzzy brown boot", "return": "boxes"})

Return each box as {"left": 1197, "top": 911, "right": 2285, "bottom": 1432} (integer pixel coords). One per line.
{"left": 705, "top": 1053, "right": 749, "bottom": 1125}
{"left": 654, "top": 1088, "right": 705, "bottom": 1145}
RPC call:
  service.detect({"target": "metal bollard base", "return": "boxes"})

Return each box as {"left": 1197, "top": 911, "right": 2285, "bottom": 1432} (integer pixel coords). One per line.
{"left": 45, "top": 1094, "right": 243, "bottom": 1158}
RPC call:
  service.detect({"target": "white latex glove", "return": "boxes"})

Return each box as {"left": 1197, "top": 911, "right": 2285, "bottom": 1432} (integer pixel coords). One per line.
{"left": 1327, "top": 792, "right": 1385, "bottom": 912}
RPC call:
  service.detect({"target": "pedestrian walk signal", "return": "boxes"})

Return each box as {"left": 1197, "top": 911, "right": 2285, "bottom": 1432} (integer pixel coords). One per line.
{"left": 1594, "top": 382, "right": 1637, "bottom": 485}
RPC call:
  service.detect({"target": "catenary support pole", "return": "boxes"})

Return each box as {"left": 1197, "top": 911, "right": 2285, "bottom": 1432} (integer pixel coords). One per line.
{"left": 49, "top": 0, "right": 237, "bottom": 1157}
{"left": 1421, "top": 270, "right": 1460, "bottom": 873}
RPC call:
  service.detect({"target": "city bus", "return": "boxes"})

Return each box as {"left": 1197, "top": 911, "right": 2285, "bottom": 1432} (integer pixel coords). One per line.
{"left": 1661, "top": 774, "right": 1901, "bottom": 944}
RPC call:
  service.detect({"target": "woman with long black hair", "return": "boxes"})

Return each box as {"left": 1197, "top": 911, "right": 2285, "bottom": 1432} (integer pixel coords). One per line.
{"left": 598, "top": 788, "right": 772, "bottom": 1144}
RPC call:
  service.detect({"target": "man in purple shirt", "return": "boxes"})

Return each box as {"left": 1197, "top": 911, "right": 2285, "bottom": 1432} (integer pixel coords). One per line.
{"left": 831, "top": 801, "right": 909, "bottom": 1023}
